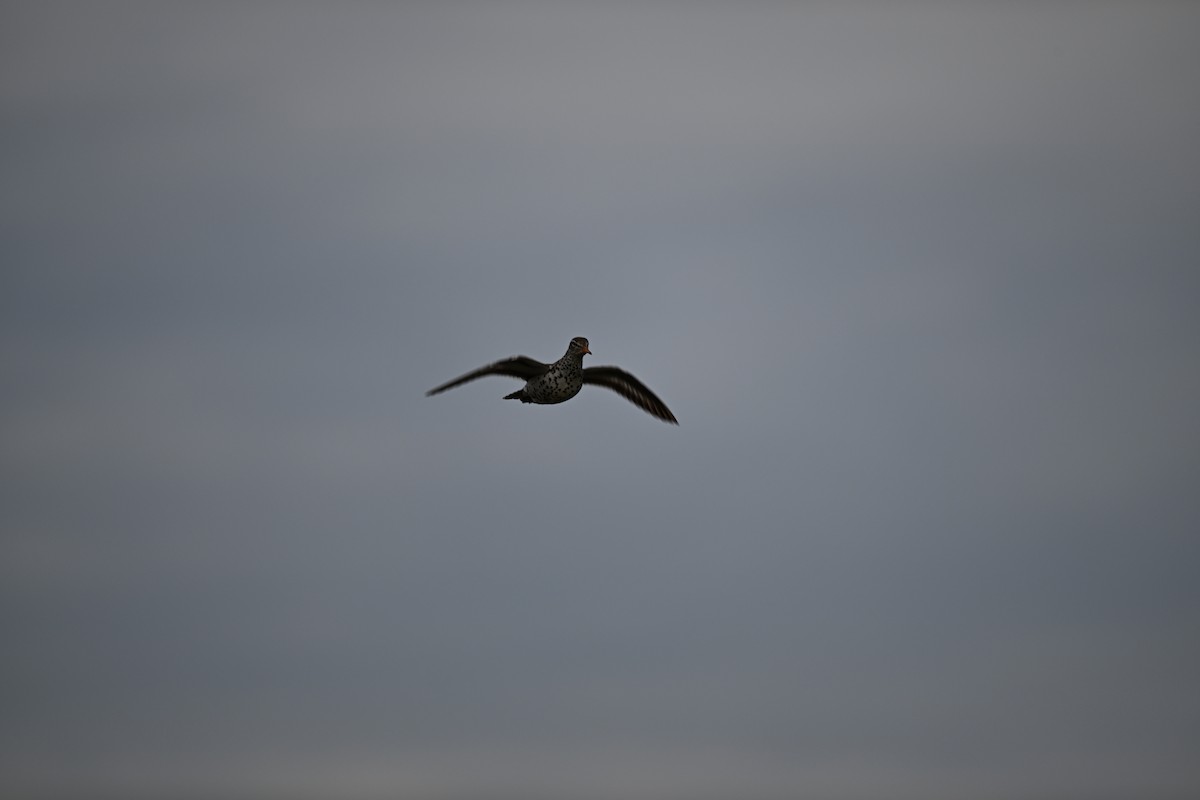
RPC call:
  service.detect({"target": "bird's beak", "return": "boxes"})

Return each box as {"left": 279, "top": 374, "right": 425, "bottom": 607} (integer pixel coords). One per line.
{"left": 583, "top": 346, "right": 592, "bottom": 355}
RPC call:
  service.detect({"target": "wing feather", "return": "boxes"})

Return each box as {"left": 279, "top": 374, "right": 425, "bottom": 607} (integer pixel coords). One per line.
{"left": 582, "top": 366, "right": 678, "bottom": 424}
{"left": 426, "top": 356, "right": 548, "bottom": 396}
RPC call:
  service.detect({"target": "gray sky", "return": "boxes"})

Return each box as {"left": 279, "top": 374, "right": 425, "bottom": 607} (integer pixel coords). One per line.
{"left": 3, "top": 2, "right": 1199, "bottom": 798}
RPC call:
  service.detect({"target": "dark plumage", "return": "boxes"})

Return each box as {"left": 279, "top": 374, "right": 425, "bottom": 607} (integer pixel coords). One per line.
{"left": 426, "top": 337, "right": 678, "bottom": 424}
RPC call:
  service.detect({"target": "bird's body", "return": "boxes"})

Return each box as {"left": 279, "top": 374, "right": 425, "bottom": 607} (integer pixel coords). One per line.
{"left": 427, "top": 337, "right": 677, "bottom": 424}
{"left": 503, "top": 339, "right": 587, "bottom": 405}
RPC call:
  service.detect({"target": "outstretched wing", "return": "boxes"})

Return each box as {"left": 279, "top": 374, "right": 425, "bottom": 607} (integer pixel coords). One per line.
{"left": 426, "top": 356, "right": 549, "bottom": 396}
{"left": 582, "top": 366, "right": 678, "bottom": 424}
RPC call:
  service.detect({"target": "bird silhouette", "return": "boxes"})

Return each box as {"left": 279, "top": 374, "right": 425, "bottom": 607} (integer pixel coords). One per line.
{"left": 427, "top": 337, "right": 677, "bottom": 424}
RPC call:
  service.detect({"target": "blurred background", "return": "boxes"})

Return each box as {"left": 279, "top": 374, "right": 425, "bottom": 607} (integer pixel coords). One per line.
{"left": 3, "top": 2, "right": 1199, "bottom": 798}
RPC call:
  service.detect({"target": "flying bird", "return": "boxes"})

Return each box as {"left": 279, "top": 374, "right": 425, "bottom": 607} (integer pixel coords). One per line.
{"left": 426, "top": 337, "right": 678, "bottom": 424}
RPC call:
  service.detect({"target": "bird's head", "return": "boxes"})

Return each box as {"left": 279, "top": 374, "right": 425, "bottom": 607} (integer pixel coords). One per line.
{"left": 568, "top": 337, "right": 591, "bottom": 357}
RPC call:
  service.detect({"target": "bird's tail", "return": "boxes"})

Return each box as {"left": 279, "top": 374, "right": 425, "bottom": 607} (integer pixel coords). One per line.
{"left": 503, "top": 389, "right": 530, "bottom": 402}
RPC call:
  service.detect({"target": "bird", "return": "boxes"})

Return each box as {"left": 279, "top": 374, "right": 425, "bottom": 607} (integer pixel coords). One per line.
{"left": 426, "top": 336, "right": 678, "bottom": 424}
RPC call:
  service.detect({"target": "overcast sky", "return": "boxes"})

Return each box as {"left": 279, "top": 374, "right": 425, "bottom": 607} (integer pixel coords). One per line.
{"left": 3, "top": 2, "right": 1199, "bottom": 798}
